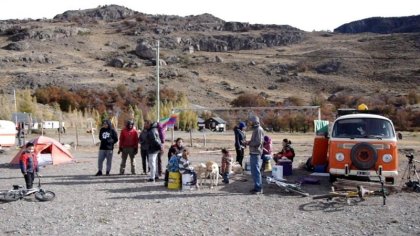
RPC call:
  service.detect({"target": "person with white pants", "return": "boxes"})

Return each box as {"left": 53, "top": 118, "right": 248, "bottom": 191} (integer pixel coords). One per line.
{"left": 143, "top": 120, "right": 163, "bottom": 182}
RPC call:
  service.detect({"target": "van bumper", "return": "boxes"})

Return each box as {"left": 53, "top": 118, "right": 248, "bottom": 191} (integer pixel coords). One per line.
{"left": 329, "top": 168, "right": 398, "bottom": 177}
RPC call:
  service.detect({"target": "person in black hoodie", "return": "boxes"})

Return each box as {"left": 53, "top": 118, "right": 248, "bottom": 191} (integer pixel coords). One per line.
{"left": 95, "top": 120, "right": 118, "bottom": 176}
{"left": 234, "top": 121, "right": 247, "bottom": 166}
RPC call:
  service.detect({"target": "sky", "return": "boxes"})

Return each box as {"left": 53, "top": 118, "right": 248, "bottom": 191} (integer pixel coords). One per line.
{"left": 1, "top": 0, "right": 419, "bottom": 31}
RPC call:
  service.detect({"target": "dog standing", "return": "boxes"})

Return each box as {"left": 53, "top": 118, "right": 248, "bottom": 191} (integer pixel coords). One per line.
{"left": 194, "top": 163, "right": 207, "bottom": 187}
{"left": 205, "top": 161, "right": 219, "bottom": 188}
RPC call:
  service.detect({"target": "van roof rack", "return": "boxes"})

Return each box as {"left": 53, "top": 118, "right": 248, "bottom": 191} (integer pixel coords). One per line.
{"left": 336, "top": 109, "right": 381, "bottom": 117}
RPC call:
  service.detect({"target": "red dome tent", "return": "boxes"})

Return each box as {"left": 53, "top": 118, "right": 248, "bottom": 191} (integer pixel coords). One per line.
{"left": 10, "top": 136, "right": 75, "bottom": 166}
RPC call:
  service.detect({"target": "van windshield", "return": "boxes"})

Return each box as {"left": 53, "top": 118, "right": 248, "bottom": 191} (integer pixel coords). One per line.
{"left": 332, "top": 118, "right": 395, "bottom": 139}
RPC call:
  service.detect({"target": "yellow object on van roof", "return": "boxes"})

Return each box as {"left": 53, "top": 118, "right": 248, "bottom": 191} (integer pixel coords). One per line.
{"left": 357, "top": 103, "right": 368, "bottom": 110}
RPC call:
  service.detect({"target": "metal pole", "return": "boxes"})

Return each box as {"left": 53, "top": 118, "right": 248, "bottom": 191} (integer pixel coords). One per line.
{"left": 156, "top": 40, "right": 160, "bottom": 122}
{"left": 318, "top": 106, "right": 321, "bottom": 120}
{"left": 13, "top": 89, "right": 17, "bottom": 124}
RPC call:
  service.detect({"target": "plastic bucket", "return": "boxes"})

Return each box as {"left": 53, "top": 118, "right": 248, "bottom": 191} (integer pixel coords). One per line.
{"left": 168, "top": 172, "right": 181, "bottom": 190}
{"left": 182, "top": 173, "right": 193, "bottom": 190}
{"left": 272, "top": 165, "right": 283, "bottom": 180}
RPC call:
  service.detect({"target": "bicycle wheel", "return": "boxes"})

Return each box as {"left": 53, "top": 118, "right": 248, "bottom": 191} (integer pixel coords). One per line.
{"left": 0, "top": 191, "right": 21, "bottom": 202}
{"left": 34, "top": 190, "right": 55, "bottom": 201}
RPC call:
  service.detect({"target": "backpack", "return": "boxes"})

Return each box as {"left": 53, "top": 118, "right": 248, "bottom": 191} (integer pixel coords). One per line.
{"left": 167, "top": 155, "right": 180, "bottom": 172}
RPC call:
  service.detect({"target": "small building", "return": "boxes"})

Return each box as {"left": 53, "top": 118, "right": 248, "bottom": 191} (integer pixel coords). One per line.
{"left": 197, "top": 117, "right": 205, "bottom": 131}
{"left": 205, "top": 117, "right": 226, "bottom": 132}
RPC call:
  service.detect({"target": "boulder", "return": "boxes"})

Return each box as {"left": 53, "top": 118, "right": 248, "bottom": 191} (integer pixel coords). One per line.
{"left": 135, "top": 40, "right": 155, "bottom": 60}
{"left": 110, "top": 58, "right": 124, "bottom": 68}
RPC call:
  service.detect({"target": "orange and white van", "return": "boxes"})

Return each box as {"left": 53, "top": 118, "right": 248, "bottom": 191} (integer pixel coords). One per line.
{"left": 327, "top": 112, "right": 398, "bottom": 184}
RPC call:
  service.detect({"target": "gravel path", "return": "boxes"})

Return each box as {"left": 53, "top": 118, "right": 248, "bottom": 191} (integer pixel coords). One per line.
{"left": 1, "top": 132, "right": 420, "bottom": 235}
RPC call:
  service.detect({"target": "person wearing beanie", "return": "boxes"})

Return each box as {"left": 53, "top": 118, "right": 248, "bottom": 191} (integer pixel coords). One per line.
{"left": 233, "top": 121, "right": 247, "bottom": 166}
{"left": 247, "top": 115, "right": 264, "bottom": 194}
{"left": 96, "top": 119, "right": 118, "bottom": 176}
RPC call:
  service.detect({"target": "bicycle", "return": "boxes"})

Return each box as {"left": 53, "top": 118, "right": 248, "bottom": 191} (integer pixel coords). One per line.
{"left": 312, "top": 185, "right": 387, "bottom": 205}
{"left": 266, "top": 176, "right": 309, "bottom": 197}
{"left": 0, "top": 173, "right": 55, "bottom": 202}
{"left": 400, "top": 153, "right": 420, "bottom": 192}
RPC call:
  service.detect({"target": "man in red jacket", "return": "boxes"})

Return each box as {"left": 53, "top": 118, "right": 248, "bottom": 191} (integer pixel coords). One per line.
{"left": 119, "top": 120, "right": 139, "bottom": 175}
{"left": 19, "top": 142, "right": 39, "bottom": 189}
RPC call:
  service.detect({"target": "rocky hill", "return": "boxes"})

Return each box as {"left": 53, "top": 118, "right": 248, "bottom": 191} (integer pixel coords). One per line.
{"left": 334, "top": 15, "right": 420, "bottom": 34}
{"left": 0, "top": 5, "right": 419, "bottom": 111}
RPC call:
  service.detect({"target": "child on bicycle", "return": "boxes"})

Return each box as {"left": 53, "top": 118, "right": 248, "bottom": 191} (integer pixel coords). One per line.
{"left": 19, "top": 142, "right": 39, "bottom": 190}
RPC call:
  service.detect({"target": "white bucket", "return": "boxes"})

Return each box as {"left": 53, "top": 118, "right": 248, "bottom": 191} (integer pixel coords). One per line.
{"left": 272, "top": 165, "right": 283, "bottom": 180}
{"left": 182, "top": 173, "right": 193, "bottom": 190}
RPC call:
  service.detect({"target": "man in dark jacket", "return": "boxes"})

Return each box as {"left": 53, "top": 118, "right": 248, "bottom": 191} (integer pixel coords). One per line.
{"left": 234, "top": 121, "right": 246, "bottom": 166}
{"left": 96, "top": 120, "right": 118, "bottom": 176}
{"left": 144, "top": 120, "right": 162, "bottom": 182}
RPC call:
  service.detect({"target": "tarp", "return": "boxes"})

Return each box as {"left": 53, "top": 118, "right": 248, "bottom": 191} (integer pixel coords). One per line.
{"left": 10, "top": 136, "right": 74, "bottom": 166}
{"left": 314, "top": 120, "right": 329, "bottom": 135}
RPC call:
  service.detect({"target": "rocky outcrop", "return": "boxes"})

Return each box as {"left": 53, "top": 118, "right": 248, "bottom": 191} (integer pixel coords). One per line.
{"left": 183, "top": 31, "right": 304, "bottom": 52}
{"left": 7, "top": 27, "right": 90, "bottom": 41}
{"left": 53, "top": 4, "right": 137, "bottom": 22}
{"left": 3, "top": 41, "right": 29, "bottom": 51}
{"left": 334, "top": 15, "right": 420, "bottom": 34}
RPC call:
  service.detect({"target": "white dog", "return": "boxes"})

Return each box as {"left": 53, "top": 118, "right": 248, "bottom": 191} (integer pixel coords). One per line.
{"left": 194, "top": 163, "right": 207, "bottom": 187}
{"left": 205, "top": 161, "right": 219, "bottom": 188}
{"left": 231, "top": 161, "right": 244, "bottom": 175}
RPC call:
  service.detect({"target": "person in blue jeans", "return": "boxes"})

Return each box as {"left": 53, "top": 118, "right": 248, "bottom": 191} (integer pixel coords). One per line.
{"left": 247, "top": 115, "right": 265, "bottom": 194}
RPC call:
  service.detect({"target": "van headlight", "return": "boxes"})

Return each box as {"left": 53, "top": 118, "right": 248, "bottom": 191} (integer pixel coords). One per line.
{"left": 382, "top": 154, "right": 393, "bottom": 163}
{"left": 335, "top": 153, "right": 345, "bottom": 162}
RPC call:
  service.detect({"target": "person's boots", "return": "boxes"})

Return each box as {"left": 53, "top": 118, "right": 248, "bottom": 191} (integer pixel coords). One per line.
{"left": 95, "top": 171, "right": 103, "bottom": 176}
{"left": 119, "top": 168, "right": 125, "bottom": 175}
{"left": 106, "top": 171, "right": 110, "bottom": 176}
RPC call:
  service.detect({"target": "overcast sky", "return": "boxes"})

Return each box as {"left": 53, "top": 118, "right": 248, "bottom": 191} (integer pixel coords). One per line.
{"left": 1, "top": 0, "right": 419, "bottom": 31}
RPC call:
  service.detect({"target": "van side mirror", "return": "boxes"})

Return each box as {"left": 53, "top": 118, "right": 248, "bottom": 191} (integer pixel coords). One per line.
{"left": 397, "top": 132, "right": 402, "bottom": 140}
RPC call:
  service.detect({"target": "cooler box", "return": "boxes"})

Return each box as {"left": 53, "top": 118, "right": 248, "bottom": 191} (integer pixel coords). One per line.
{"left": 168, "top": 172, "right": 181, "bottom": 190}
{"left": 271, "top": 165, "right": 283, "bottom": 180}
{"left": 278, "top": 159, "right": 292, "bottom": 176}
{"left": 182, "top": 173, "right": 193, "bottom": 190}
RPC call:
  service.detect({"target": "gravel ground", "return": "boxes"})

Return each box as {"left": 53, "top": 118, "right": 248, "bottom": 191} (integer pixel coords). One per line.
{"left": 1, "top": 132, "right": 420, "bottom": 235}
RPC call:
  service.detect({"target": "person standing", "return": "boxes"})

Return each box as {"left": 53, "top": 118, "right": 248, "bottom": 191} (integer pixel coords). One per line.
{"left": 19, "top": 142, "right": 39, "bottom": 190}
{"left": 247, "top": 115, "right": 264, "bottom": 194}
{"left": 17, "top": 122, "right": 25, "bottom": 148}
{"left": 234, "top": 121, "right": 246, "bottom": 166}
{"left": 138, "top": 128, "right": 149, "bottom": 175}
{"left": 95, "top": 120, "right": 118, "bottom": 176}
{"left": 156, "top": 122, "right": 166, "bottom": 177}
{"left": 119, "top": 120, "right": 139, "bottom": 175}
{"left": 221, "top": 148, "right": 233, "bottom": 184}
{"left": 144, "top": 120, "right": 162, "bottom": 182}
